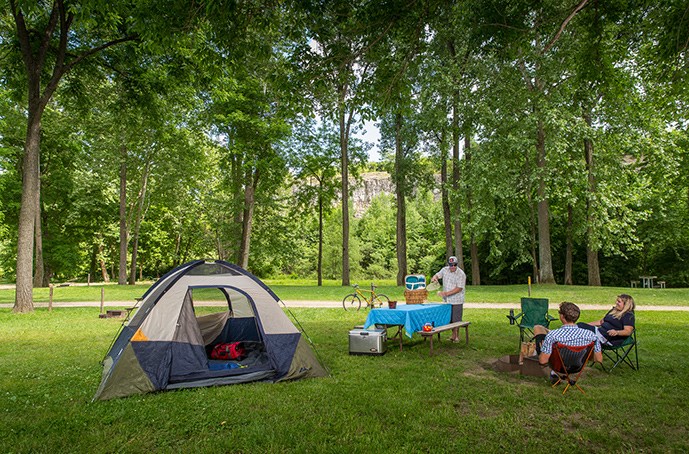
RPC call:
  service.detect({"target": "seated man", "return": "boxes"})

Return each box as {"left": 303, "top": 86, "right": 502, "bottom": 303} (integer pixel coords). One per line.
{"left": 534, "top": 301, "right": 603, "bottom": 384}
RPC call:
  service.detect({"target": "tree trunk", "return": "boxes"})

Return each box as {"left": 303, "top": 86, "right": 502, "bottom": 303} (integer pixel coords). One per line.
{"left": 13, "top": 3, "right": 55, "bottom": 312}
{"left": 98, "top": 240, "right": 110, "bottom": 283}
{"left": 215, "top": 217, "right": 226, "bottom": 260}
{"left": 394, "top": 113, "right": 408, "bottom": 286}
{"left": 33, "top": 199, "right": 45, "bottom": 288}
{"left": 230, "top": 151, "right": 244, "bottom": 263}
{"left": 239, "top": 170, "right": 257, "bottom": 269}
{"left": 317, "top": 183, "right": 324, "bottom": 287}
{"left": 89, "top": 242, "right": 98, "bottom": 283}
{"left": 118, "top": 146, "right": 128, "bottom": 285}
{"left": 440, "top": 149, "right": 453, "bottom": 259}
{"left": 14, "top": 113, "right": 41, "bottom": 313}
{"left": 33, "top": 147, "right": 44, "bottom": 286}
{"left": 564, "top": 204, "right": 573, "bottom": 285}
{"left": 174, "top": 229, "right": 182, "bottom": 268}
{"left": 181, "top": 237, "right": 191, "bottom": 265}
{"left": 129, "top": 160, "right": 150, "bottom": 285}
{"left": 527, "top": 192, "right": 539, "bottom": 283}
{"left": 453, "top": 222, "right": 463, "bottom": 267}
{"left": 129, "top": 229, "right": 140, "bottom": 285}
{"left": 11, "top": 1, "right": 136, "bottom": 299}
{"left": 451, "top": 102, "right": 464, "bottom": 269}
{"left": 339, "top": 99, "right": 351, "bottom": 286}
{"left": 536, "top": 119, "right": 555, "bottom": 284}
{"left": 587, "top": 247, "right": 600, "bottom": 285}
{"left": 470, "top": 237, "right": 480, "bottom": 285}
{"left": 464, "top": 135, "right": 480, "bottom": 285}
{"left": 584, "top": 111, "right": 602, "bottom": 286}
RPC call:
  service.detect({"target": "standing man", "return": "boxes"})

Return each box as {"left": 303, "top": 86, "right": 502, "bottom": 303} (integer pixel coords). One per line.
{"left": 430, "top": 256, "right": 466, "bottom": 342}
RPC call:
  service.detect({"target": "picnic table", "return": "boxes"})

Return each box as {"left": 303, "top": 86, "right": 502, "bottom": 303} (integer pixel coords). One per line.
{"left": 640, "top": 276, "right": 657, "bottom": 289}
{"left": 363, "top": 304, "right": 451, "bottom": 351}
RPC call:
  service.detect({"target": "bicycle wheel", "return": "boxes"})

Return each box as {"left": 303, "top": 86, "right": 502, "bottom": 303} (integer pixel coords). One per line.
{"left": 342, "top": 294, "right": 362, "bottom": 311}
{"left": 372, "top": 293, "right": 390, "bottom": 308}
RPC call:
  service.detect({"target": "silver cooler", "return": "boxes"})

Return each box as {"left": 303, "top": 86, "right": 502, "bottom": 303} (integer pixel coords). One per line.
{"left": 348, "top": 328, "right": 387, "bottom": 355}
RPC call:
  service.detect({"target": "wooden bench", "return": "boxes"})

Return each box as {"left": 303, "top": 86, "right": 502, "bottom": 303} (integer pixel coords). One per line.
{"left": 417, "top": 321, "right": 471, "bottom": 356}
{"left": 98, "top": 310, "right": 127, "bottom": 319}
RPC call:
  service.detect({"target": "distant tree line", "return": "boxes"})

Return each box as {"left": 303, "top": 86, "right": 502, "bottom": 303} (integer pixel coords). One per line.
{"left": 1, "top": 0, "right": 688, "bottom": 312}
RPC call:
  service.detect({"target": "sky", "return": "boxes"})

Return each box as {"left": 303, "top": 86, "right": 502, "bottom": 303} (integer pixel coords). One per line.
{"left": 359, "top": 120, "right": 381, "bottom": 162}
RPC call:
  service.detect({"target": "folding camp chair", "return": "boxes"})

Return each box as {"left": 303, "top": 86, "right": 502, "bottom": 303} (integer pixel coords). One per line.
{"left": 549, "top": 341, "right": 596, "bottom": 395}
{"left": 506, "top": 298, "right": 556, "bottom": 345}
{"left": 602, "top": 329, "right": 638, "bottom": 372}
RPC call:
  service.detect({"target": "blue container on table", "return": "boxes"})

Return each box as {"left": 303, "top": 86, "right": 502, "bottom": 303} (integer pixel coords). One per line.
{"left": 405, "top": 274, "right": 426, "bottom": 291}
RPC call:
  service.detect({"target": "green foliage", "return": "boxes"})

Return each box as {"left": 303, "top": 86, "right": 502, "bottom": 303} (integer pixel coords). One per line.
{"left": 320, "top": 206, "right": 362, "bottom": 280}
{"left": 355, "top": 194, "right": 396, "bottom": 278}
{"left": 405, "top": 190, "right": 446, "bottom": 276}
{"left": 1, "top": 1, "right": 689, "bottom": 290}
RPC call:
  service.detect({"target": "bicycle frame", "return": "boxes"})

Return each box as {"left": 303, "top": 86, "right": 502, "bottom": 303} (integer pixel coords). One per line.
{"left": 342, "top": 283, "right": 390, "bottom": 311}
{"left": 353, "top": 284, "right": 378, "bottom": 308}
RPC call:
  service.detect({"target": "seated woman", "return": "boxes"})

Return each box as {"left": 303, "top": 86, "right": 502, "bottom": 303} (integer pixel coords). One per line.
{"left": 577, "top": 294, "right": 635, "bottom": 346}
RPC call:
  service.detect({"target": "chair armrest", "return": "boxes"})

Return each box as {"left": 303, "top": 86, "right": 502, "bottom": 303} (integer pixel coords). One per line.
{"left": 603, "top": 334, "right": 635, "bottom": 349}
{"left": 506, "top": 311, "right": 523, "bottom": 324}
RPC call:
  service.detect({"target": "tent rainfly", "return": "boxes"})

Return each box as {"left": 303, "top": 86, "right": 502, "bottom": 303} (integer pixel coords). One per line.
{"left": 94, "top": 260, "right": 327, "bottom": 400}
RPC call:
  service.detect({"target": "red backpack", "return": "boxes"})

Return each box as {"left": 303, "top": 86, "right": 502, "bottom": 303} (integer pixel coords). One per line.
{"left": 210, "top": 342, "right": 246, "bottom": 361}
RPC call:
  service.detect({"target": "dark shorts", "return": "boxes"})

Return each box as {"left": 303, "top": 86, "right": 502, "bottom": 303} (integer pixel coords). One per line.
{"left": 577, "top": 322, "right": 628, "bottom": 346}
{"left": 451, "top": 304, "right": 463, "bottom": 322}
{"left": 577, "top": 322, "right": 596, "bottom": 333}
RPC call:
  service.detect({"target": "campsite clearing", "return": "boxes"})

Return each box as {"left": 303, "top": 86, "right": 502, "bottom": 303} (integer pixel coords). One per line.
{"left": 1, "top": 306, "right": 687, "bottom": 452}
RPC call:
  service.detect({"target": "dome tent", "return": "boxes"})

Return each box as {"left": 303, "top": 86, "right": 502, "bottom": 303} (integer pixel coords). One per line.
{"left": 94, "top": 260, "right": 327, "bottom": 400}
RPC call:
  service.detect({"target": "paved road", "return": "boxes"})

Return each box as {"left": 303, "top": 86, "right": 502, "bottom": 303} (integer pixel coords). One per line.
{"left": 1, "top": 300, "right": 687, "bottom": 311}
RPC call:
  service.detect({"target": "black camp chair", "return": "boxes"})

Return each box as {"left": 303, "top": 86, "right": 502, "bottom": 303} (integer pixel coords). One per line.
{"left": 507, "top": 297, "right": 556, "bottom": 345}
{"left": 602, "top": 329, "right": 638, "bottom": 372}
{"left": 549, "top": 341, "right": 596, "bottom": 395}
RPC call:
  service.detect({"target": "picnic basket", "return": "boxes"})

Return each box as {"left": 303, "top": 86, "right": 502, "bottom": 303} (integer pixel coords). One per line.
{"left": 404, "top": 289, "right": 428, "bottom": 304}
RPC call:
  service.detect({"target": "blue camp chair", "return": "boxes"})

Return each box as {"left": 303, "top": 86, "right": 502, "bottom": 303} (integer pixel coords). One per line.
{"left": 602, "top": 329, "right": 638, "bottom": 372}
{"left": 507, "top": 297, "right": 556, "bottom": 345}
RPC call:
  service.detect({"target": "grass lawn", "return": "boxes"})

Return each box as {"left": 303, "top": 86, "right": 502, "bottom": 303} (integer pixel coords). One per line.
{"left": 1, "top": 306, "right": 687, "bottom": 453}
{"left": 0, "top": 280, "right": 686, "bottom": 307}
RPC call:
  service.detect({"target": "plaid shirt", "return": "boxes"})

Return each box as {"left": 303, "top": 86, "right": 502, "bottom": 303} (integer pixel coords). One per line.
{"left": 541, "top": 324, "right": 601, "bottom": 354}
{"left": 434, "top": 266, "right": 466, "bottom": 304}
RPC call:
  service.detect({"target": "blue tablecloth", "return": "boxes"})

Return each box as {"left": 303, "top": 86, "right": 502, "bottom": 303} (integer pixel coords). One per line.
{"left": 364, "top": 304, "right": 451, "bottom": 338}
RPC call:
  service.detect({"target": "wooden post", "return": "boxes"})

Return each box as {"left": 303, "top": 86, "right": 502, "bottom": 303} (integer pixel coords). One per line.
{"left": 87, "top": 273, "right": 91, "bottom": 286}
{"left": 528, "top": 276, "right": 532, "bottom": 297}
{"left": 100, "top": 287, "right": 105, "bottom": 314}
{"left": 49, "top": 284, "right": 54, "bottom": 312}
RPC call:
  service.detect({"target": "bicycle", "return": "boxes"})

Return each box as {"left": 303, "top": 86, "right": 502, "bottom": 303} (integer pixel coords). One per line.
{"left": 342, "top": 283, "right": 390, "bottom": 311}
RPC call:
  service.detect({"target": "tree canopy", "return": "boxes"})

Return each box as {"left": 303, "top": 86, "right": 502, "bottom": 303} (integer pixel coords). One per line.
{"left": 1, "top": 0, "right": 688, "bottom": 312}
